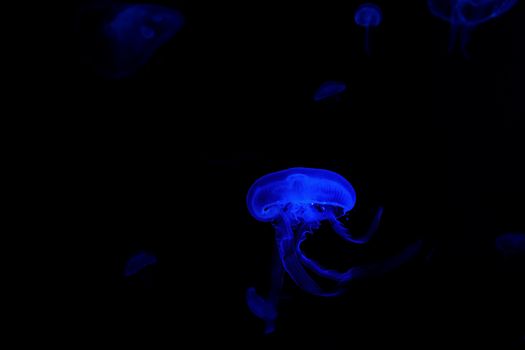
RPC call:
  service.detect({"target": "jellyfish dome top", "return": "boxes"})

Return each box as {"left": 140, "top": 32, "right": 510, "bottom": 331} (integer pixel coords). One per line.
{"left": 245, "top": 167, "right": 420, "bottom": 334}
{"left": 313, "top": 81, "right": 347, "bottom": 102}
{"left": 427, "top": 0, "right": 517, "bottom": 55}
{"left": 354, "top": 3, "right": 383, "bottom": 28}
{"left": 354, "top": 3, "right": 383, "bottom": 55}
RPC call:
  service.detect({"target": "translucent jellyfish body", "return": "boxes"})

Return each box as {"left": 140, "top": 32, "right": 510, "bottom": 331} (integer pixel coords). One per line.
{"left": 124, "top": 251, "right": 158, "bottom": 277}
{"left": 354, "top": 3, "right": 383, "bottom": 55}
{"left": 245, "top": 167, "right": 421, "bottom": 333}
{"left": 78, "top": 3, "right": 184, "bottom": 78}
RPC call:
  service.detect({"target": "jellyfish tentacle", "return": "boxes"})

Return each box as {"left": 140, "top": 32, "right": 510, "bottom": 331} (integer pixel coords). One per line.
{"left": 460, "top": 26, "right": 472, "bottom": 58}
{"left": 338, "top": 240, "right": 422, "bottom": 279}
{"left": 448, "top": 4, "right": 463, "bottom": 54}
{"left": 329, "top": 207, "right": 383, "bottom": 244}
{"left": 297, "top": 236, "right": 422, "bottom": 283}
{"left": 343, "top": 240, "right": 422, "bottom": 281}
{"left": 275, "top": 216, "right": 342, "bottom": 297}
{"left": 364, "top": 27, "right": 370, "bottom": 55}
{"left": 448, "top": 25, "right": 458, "bottom": 54}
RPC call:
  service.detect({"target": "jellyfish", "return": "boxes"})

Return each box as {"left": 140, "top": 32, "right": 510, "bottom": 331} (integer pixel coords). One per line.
{"left": 124, "top": 251, "right": 158, "bottom": 277}
{"left": 77, "top": 2, "right": 184, "bottom": 78}
{"left": 245, "top": 167, "right": 421, "bottom": 333}
{"left": 313, "top": 81, "right": 347, "bottom": 103}
{"left": 354, "top": 3, "right": 383, "bottom": 55}
{"left": 495, "top": 232, "right": 525, "bottom": 259}
{"left": 427, "top": 0, "right": 517, "bottom": 56}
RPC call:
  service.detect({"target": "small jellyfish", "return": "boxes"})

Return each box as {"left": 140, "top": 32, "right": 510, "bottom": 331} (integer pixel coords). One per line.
{"left": 245, "top": 167, "right": 421, "bottom": 333}
{"left": 124, "top": 251, "right": 158, "bottom": 277}
{"left": 354, "top": 3, "right": 383, "bottom": 55}
{"left": 427, "top": 0, "right": 517, "bottom": 57}
{"left": 77, "top": 3, "right": 184, "bottom": 78}
{"left": 313, "top": 81, "right": 347, "bottom": 103}
{"left": 495, "top": 232, "right": 525, "bottom": 259}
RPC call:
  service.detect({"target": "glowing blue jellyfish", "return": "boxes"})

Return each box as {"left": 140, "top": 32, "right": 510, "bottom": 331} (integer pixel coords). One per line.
{"left": 124, "top": 251, "right": 158, "bottom": 277}
{"left": 495, "top": 232, "right": 525, "bottom": 259}
{"left": 354, "top": 3, "right": 383, "bottom": 55}
{"left": 313, "top": 81, "right": 347, "bottom": 102}
{"left": 245, "top": 167, "right": 421, "bottom": 333}
{"left": 427, "top": 0, "right": 517, "bottom": 56}
{"left": 79, "top": 3, "right": 184, "bottom": 79}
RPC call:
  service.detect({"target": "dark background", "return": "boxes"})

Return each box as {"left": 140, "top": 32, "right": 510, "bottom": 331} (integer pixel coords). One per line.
{"left": 62, "top": 0, "right": 524, "bottom": 347}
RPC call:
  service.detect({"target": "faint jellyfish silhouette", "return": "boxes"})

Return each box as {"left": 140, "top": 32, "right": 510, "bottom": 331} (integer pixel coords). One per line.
{"left": 77, "top": 3, "right": 184, "bottom": 78}
{"left": 124, "top": 251, "right": 158, "bottom": 277}
{"left": 245, "top": 167, "right": 422, "bottom": 333}
{"left": 354, "top": 3, "right": 383, "bottom": 55}
{"left": 495, "top": 232, "right": 525, "bottom": 259}
{"left": 427, "top": 0, "right": 517, "bottom": 57}
{"left": 313, "top": 81, "right": 347, "bottom": 103}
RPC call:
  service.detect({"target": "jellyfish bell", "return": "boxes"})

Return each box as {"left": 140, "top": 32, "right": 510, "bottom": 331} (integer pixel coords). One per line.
{"left": 247, "top": 167, "right": 356, "bottom": 224}
{"left": 102, "top": 4, "right": 184, "bottom": 78}
{"left": 354, "top": 3, "right": 383, "bottom": 55}
{"left": 427, "top": 0, "right": 517, "bottom": 56}
{"left": 124, "top": 251, "right": 158, "bottom": 277}
{"left": 313, "top": 81, "right": 347, "bottom": 103}
{"left": 428, "top": 0, "right": 517, "bottom": 25}
{"left": 77, "top": 2, "right": 184, "bottom": 79}
{"left": 354, "top": 3, "right": 383, "bottom": 27}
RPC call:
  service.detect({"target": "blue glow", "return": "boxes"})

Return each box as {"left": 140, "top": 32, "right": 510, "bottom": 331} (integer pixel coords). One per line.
{"left": 99, "top": 3, "right": 184, "bottom": 78}
{"left": 427, "top": 0, "right": 517, "bottom": 56}
{"left": 124, "top": 251, "right": 157, "bottom": 277}
{"left": 495, "top": 232, "right": 525, "bottom": 258}
{"left": 354, "top": 3, "right": 382, "bottom": 55}
{"left": 313, "top": 81, "right": 347, "bottom": 102}
{"left": 246, "top": 167, "right": 421, "bottom": 333}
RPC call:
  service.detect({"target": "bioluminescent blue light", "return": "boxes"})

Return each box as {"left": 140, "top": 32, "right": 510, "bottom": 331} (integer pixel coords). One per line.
{"left": 427, "top": 0, "right": 517, "bottom": 56}
{"left": 82, "top": 3, "right": 184, "bottom": 79}
{"left": 124, "top": 251, "right": 158, "bottom": 277}
{"left": 495, "top": 232, "right": 525, "bottom": 258}
{"left": 245, "top": 167, "right": 421, "bottom": 333}
{"left": 313, "top": 81, "right": 347, "bottom": 102}
{"left": 354, "top": 3, "right": 383, "bottom": 55}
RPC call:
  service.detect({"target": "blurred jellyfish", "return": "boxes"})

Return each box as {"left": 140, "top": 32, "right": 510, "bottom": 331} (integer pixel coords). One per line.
{"left": 427, "top": 0, "right": 517, "bottom": 56}
{"left": 77, "top": 2, "right": 184, "bottom": 78}
{"left": 313, "top": 81, "right": 347, "bottom": 103}
{"left": 354, "top": 3, "right": 383, "bottom": 55}
{"left": 245, "top": 167, "right": 421, "bottom": 333}
{"left": 495, "top": 232, "right": 525, "bottom": 259}
{"left": 124, "top": 251, "right": 158, "bottom": 277}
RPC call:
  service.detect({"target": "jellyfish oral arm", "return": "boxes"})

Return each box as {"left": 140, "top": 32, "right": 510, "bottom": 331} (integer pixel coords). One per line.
{"left": 246, "top": 287, "right": 277, "bottom": 320}
{"left": 275, "top": 216, "right": 342, "bottom": 297}
{"left": 246, "top": 241, "right": 284, "bottom": 334}
{"left": 296, "top": 230, "right": 360, "bottom": 282}
{"left": 246, "top": 287, "right": 279, "bottom": 334}
{"left": 297, "top": 231, "right": 422, "bottom": 283}
{"left": 356, "top": 240, "right": 422, "bottom": 278}
{"left": 328, "top": 207, "right": 384, "bottom": 244}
